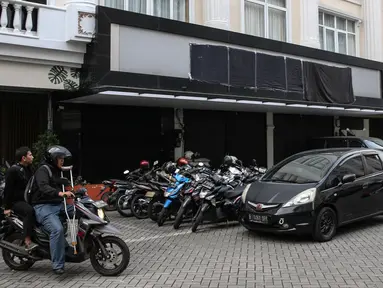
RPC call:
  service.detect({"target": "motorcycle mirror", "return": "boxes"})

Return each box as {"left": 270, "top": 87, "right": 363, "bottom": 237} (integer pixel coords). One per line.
{"left": 123, "top": 170, "right": 130, "bottom": 175}
{"left": 154, "top": 160, "right": 159, "bottom": 166}
{"left": 198, "top": 162, "right": 204, "bottom": 167}
{"left": 175, "top": 168, "right": 180, "bottom": 174}
{"left": 194, "top": 152, "right": 200, "bottom": 158}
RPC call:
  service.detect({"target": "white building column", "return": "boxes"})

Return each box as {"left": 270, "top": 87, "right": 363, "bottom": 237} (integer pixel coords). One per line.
{"left": 363, "top": 119, "right": 370, "bottom": 137}
{"left": 174, "top": 108, "right": 184, "bottom": 160}
{"left": 203, "top": 0, "right": 230, "bottom": 30}
{"left": 363, "top": 0, "right": 383, "bottom": 62}
{"left": 266, "top": 112, "right": 274, "bottom": 169}
{"left": 300, "top": 0, "right": 320, "bottom": 49}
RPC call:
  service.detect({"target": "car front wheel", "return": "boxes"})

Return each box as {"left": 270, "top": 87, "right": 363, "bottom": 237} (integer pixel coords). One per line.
{"left": 313, "top": 206, "right": 337, "bottom": 242}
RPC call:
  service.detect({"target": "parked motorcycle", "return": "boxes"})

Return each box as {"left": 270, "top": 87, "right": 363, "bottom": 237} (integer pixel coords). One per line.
{"left": 191, "top": 175, "right": 245, "bottom": 233}
{"left": 0, "top": 166, "right": 130, "bottom": 276}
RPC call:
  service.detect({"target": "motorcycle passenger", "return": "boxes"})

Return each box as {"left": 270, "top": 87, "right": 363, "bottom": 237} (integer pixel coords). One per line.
{"left": 3, "top": 146, "right": 38, "bottom": 251}
{"left": 31, "top": 145, "right": 75, "bottom": 275}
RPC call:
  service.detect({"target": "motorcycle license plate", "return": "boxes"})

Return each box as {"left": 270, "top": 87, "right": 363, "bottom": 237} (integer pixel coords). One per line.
{"left": 249, "top": 214, "right": 269, "bottom": 224}
{"left": 145, "top": 191, "right": 155, "bottom": 198}
{"left": 202, "top": 181, "right": 214, "bottom": 190}
{"left": 92, "top": 200, "right": 108, "bottom": 209}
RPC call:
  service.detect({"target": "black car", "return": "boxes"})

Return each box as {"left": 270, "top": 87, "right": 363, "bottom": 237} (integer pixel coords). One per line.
{"left": 239, "top": 148, "right": 383, "bottom": 242}
{"left": 309, "top": 136, "right": 383, "bottom": 150}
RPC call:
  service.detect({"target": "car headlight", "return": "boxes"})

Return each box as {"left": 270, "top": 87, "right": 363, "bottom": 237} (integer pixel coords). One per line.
{"left": 241, "top": 184, "right": 251, "bottom": 203}
{"left": 200, "top": 191, "right": 208, "bottom": 198}
{"left": 97, "top": 208, "right": 105, "bottom": 220}
{"left": 282, "top": 188, "right": 317, "bottom": 208}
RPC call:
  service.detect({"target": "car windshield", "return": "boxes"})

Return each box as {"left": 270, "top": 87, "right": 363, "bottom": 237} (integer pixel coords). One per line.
{"left": 364, "top": 138, "right": 383, "bottom": 150}
{"left": 263, "top": 153, "right": 339, "bottom": 184}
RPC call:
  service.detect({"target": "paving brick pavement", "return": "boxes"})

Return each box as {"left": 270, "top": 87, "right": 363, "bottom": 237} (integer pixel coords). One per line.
{"left": 1, "top": 211, "right": 383, "bottom": 287}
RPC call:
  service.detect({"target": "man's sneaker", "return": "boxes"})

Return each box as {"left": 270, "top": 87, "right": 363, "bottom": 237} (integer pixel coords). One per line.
{"left": 53, "top": 269, "right": 65, "bottom": 275}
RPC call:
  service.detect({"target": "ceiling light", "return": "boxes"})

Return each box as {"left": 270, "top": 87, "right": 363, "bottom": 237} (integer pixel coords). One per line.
{"left": 263, "top": 102, "right": 286, "bottom": 106}
{"left": 287, "top": 104, "right": 308, "bottom": 107}
{"left": 328, "top": 107, "right": 345, "bottom": 110}
{"left": 176, "top": 96, "right": 208, "bottom": 101}
{"left": 237, "top": 100, "right": 263, "bottom": 105}
{"left": 208, "top": 98, "right": 237, "bottom": 103}
{"left": 99, "top": 91, "right": 139, "bottom": 96}
{"left": 308, "top": 105, "right": 327, "bottom": 109}
{"left": 140, "top": 93, "right": 175, "bottom": 99}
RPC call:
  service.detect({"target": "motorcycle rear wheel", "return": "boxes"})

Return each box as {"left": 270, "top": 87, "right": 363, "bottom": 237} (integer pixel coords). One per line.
{"left": 90, "top": 236, "right": 130, "bottom": 276}
{"left": 101, "top": 191, "right": 116, "bottom": 211}
{"left": 130, "top": 194, "right": 149, "bottom": 219}
{"left": 2, "top": 233, "right": 35, "bottom": 271}
{"left": 148, "top": 199, "right": 163, "bottom": 222}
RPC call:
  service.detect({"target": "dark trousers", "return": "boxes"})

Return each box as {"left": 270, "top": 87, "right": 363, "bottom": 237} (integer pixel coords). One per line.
{"left": 12, "top": 201, "right": 35, "bottom": 238}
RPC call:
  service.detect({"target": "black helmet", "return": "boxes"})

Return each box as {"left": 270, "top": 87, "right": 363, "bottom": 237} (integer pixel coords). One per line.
{"left": 223, "top": 155, "right": 238, "bottom": 166}
{"left": 44, "top": 145, "right": 72, "bottom": 166}
{"left": 163, "top": 161, "right": 177, "bottom": 175}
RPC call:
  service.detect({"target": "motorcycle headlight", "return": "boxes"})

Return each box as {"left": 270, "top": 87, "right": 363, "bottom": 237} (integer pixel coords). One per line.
{"left": 241, "top": 184, "right": 251, "bottom": 203}
{"left": 282, "top": 188, "right": 317, "bottom": 208}
{"left": 164, "top": 192, "right": 171, "bottom": 197}
{"left": 199, "top": 191, "right": 208, "bottom": 199}
{"left": 97, "top": 208, "right": 105, "bottom": 220}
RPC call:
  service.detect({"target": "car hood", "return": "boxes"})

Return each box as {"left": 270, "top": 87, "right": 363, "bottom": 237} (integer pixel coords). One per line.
{"left": 245, "top": 181, "right": 317, "bottom": 204}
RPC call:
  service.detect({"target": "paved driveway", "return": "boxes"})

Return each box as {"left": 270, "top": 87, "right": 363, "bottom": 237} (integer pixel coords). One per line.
{"left": 1, "top": 211, "right": 383, "bottom": 288}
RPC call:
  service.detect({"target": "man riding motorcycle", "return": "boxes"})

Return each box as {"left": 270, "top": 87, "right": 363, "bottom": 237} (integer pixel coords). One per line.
{"left": 31, "top": 145, "right": 75, "bottom": 275}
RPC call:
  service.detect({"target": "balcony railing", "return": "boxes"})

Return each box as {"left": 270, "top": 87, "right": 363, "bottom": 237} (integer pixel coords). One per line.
{"left": 0, "top": 0, "right": 40, "bottom": 36}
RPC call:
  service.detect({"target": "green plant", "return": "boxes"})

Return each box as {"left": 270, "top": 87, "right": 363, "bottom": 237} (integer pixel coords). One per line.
{"left": 32, "top": 130, "right": 60, "bottom": 169}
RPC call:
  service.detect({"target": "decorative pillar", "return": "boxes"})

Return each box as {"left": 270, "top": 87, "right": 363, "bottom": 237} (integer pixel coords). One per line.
{"left": 363, "top": 119, "right": 370, "bottom": 137}
{"left": 203, "top": 0, "right": 230, "bottom": 30}
{"left": 300, "top": 0, "right": 320, "bottom": 49}
{"left": 363, "top": 0, "right": 382, "bottom": 61}
{"left": 266, "top": 112, "right": 274, "bottom": 169}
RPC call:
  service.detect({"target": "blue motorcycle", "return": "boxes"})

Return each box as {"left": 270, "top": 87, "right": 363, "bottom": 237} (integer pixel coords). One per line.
{"left": 157, "top": 173, "right": 192, "bottom": 226}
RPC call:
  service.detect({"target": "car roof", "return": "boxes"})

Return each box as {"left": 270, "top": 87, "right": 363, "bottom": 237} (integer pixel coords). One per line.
{"left": 292, "top": 147, "right": 379, "bottom": 158}
{"left": 312, "top": 136, "right": 377, "bottom": 141}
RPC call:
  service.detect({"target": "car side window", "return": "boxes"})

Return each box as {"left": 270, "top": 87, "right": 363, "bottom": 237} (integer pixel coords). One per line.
{"left": 326, "top": 139, "right": 348, "bottom": 148}
{"left": 326, "top": 156, "right": 365, "bottom": 189}
{"left": 364, "top": 154, "right": 383, "bottom": 174}
{"left": 348, "top": 140, "right": 363, "bottom": 148}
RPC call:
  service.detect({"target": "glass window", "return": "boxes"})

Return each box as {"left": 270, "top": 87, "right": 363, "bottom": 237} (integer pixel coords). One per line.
{"left": 326, "top": 156, "right": 364, "bottom": 188}
{"left": 263, "top": 153, "right": 339, "bottom": 184}
{"left": 365, "top": 154, "right": 383, "bottom": 174}
{"left": 245, "top": 0, "right": 287, "bottom": 42}
{"left": 348, "top": 139, "right": 363, "bottom": 148}
{"left": 104, "top": 0, "right": 189, "bottom": 22}
{"left": 318, "top": 11, "right": 357, "bottom": 56}
{"left": 326, "top": 139, "right": 348, "bottom": 148}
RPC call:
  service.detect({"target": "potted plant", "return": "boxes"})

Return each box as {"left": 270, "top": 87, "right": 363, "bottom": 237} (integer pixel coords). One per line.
{"left": 32, "top": 130, "right": 60, "bottom": 169}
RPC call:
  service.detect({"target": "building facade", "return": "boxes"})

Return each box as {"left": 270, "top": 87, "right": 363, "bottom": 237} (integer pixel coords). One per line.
{"left": 1, "top": 0, "right": 383, "bottom": 182}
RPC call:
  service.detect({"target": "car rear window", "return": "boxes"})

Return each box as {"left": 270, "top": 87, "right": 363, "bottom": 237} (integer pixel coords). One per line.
{"left": 365, "top": 154, "right": 383, "bottom": 174}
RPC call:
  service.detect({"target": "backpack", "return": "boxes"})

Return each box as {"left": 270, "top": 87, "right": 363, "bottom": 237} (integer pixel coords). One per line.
{"left": 24, "top": 165, "right": 52, "bottom": 204}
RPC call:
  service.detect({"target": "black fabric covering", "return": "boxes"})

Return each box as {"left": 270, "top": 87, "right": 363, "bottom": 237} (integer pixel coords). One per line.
{"left": 228, "top": 48, "right": 255, "bottom": 88}
{"left": 190, "top": 44, "right": 228, "bottom": 85}
{"left": 286, "top": 58, "right": 303, "bottom": 92}
{"left": 256, "top": 53, "right": 286, "bottom": 90}
{"left": 303, "top": 62, "right": 355, "bottom": 104}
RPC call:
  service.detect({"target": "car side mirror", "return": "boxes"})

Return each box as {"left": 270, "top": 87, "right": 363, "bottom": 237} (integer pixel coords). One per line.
{"left": 342, "top": 174, "right": 356, "bottom": 184}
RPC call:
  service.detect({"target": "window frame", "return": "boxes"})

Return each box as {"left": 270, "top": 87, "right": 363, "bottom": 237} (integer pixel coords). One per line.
{"left": 318, "top": 10, "right": 359, "bottom": 57}
{"left": 241, "top": 0, "right": 291, "bottom": 42}
{"left": 100, "top": 0, "right": 194, "bottom": 23}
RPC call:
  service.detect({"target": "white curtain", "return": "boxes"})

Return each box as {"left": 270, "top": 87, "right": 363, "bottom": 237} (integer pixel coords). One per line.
{"left": 268, "top": 7, "right": 286, "bottom": 41}
{"left": 104, "top": 0, "right": 124, "bottom": 9}
{"left": 319, "top": 26, "right": 324, "bottom": 49}
{"left": 326, "top": 29, "right": 335, "bottom": 52}
{"left": 245, "top": 1, "right": 264, "bottom": 37}
{"left": 153, "top": 0, "right": 171, "bottom": 19}
{"left": 338, "top": 32, "right": 347, "bottom": 54}
{"left": 128, "top": 0, "right": 147, "bottom": 13}
{"left": 348, "top": 34, "right": 356, "bottom": 56}
{"left": 173, "top": 0, "right": 186, "bottom": 21}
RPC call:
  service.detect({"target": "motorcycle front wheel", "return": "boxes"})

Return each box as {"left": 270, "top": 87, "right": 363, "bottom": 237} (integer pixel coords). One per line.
{"left": 130, "top": 194, "right": 149, "bottom": 219}
{"left": 116, "top": 195, "right": 133, "bottom": 217}
{"left": 90, "top": 236, "right": 130, "bottom": 276}
{"left": 148, "top": 198, "right": 164, "bottom": 222}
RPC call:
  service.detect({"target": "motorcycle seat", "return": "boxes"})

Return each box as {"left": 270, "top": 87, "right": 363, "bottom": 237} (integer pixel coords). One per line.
{"left": 223, "top": 186, "right": 244, "bottom": 199}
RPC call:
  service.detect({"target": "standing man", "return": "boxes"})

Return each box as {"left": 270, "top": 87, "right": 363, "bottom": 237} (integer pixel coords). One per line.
{"left": 3, "top": 146, "right": 38, "bottom": 251}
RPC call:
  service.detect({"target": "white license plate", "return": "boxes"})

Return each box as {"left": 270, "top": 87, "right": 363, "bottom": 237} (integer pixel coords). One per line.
{"left": 93, "top": 200, "right": 108, "bottom": 208}
{"left": 145, "top": 191, "right": 155, "bottom": 198}
{"left": 249, "top": 214, "right": 269, "bottom": 224}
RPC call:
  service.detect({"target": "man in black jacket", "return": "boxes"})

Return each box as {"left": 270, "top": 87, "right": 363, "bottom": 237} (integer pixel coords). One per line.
{"left": 32, "top": 145, "right": 74, "bottom": 275}
{"left": 3, "top": 147, "right": 38, "bottom": 251}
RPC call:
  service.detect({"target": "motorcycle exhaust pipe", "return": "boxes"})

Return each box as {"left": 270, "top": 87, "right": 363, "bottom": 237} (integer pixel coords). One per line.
{"left": 0, "top": 240, "right": 30, "bottom": 258}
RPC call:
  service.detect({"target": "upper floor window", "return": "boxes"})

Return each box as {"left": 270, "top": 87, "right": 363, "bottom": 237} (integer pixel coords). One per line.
{"left": 104, "top": 0, "right": 189, "bottom": 22}
{"left": 318, "top": 11, "right": 357, "bottom": 56}
{"left": 244, "top": 0, "right": 287, "bottom": 42}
